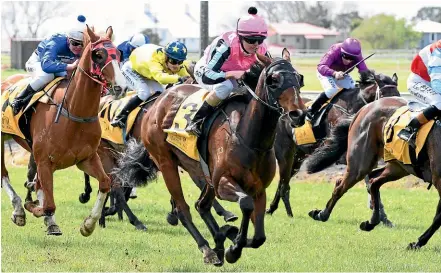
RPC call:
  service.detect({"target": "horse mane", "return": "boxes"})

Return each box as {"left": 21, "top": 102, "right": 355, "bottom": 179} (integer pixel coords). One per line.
{"left": 358, "top": 69, "right": 376, "bottom": 84}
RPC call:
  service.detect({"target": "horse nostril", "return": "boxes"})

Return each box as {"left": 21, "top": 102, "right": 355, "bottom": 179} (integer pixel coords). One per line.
{"left": 113, "top": 86, "right": 122, "bottom": 93}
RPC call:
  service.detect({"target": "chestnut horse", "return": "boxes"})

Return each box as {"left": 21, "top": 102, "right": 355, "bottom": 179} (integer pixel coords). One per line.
{"left": 268, "top": 70, "right": 401, "bottom": 224}
{"left": 114, "top": 52, "right": 305, "bottom": 265}
{"left": 305, "top": 97, "right": 441, "bottom": 249}
{"left": 1, "top": 25, "right": 126, "bottom": 236}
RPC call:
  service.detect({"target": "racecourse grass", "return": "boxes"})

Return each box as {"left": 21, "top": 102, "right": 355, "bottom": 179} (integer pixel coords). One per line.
{"left": 2, "top": 166, "right": 440, "bottom": 272}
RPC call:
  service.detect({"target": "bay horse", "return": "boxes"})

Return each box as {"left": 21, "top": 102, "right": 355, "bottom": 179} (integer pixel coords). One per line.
{"left": 304, "top": 97, "right": 441, "bottom": 249}
{"left": 1, "top": 25, "right": 126, "bottom": 236}
{"left": 114, "top": 52, "right": 305, "bottom": 265}
{"left": 268, "top": 70, "right": 401, "bottom": 224}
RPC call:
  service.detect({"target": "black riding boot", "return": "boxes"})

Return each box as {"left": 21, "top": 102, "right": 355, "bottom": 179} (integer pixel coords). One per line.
{"left": 306, "top": 92, "right": 329, "bottom": 120}
{"left": 110, "top": 96, "right": 143, "bottom": 128}
{"left": 10, "top": 84, "right": 36, "bottom": 115}
{"left": 185, "top": 101, "right": 215, "bottom": 137}
{"left": 398, "top": 105, "right": 440, "bottom": 148}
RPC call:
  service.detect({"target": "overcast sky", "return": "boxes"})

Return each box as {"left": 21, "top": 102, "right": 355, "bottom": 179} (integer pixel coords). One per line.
{"left": 2, "top": 0, "right": 441, "bottom": 47}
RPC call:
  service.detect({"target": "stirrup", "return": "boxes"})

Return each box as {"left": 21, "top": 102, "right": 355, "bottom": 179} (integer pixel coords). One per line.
{"left": 110, "top": 117, "right": 127, "bottom": 128}
{"left": 11, "top": 100, "right": 26, "bottom": 115}
{"left": 397, "top": 128, "right": 417, "bottom": 148}
{"left": 185, "top": 120, "right": 203, "bottom": 137}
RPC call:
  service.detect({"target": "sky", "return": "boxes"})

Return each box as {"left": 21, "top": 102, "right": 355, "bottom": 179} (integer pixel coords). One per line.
{"left": 2, "top": 0, "right": 441, "bottom": 48}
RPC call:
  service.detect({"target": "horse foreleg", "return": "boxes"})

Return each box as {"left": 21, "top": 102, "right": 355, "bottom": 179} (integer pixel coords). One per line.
{"left": 361, "top": 162, "right": 408, "bottom": 232}
{"left": 76, "top": 153, "right": 110, "bottom": 237}
{"left": 247, "top": 191, "right": 267, "bottom": 249}
{"left": 24, "top": 153, "right": 37, "bottom": 203}
{"left": 218, "top": 176, "right": 253, "bottom": 264}
{"left": 1, "top": 136, "right": 26, "bottom": 226}
{"left": 79, "top": 173, "right": 92, "bottom": 203}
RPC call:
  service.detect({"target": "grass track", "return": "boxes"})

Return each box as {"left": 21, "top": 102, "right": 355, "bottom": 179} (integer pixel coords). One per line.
{"left": 2, "top": 166, "right": 440, "bottom": 271}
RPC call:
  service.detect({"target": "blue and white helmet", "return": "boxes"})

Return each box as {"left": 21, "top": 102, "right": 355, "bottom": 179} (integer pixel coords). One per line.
{"left": 67, "top": 15, "right": 87, "bottom": 42}
{"left": 128, "top": 33, "right": 150, "bottom": 48}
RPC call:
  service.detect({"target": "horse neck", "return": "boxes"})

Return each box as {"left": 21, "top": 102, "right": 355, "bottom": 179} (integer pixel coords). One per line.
{"left": 65, "top": 51, "right": 102, "bottom": 117}
{"left": 238, "top": 76, "right": 280, "bottom": 151}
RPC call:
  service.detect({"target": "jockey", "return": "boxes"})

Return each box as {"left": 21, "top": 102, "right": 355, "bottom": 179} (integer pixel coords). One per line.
{"left": 186, "top": 7, "right": 268, "bottom": 136}
{"left": 110, "top": 41, "right": 190, "bottom": 128}
{"left": 11, "top": 15, "right": 86, "bottom": 115}
{"left": 117, "top": 33, "right": 150, "bottom": 63}
{"left": 398, "top": 40, "right": 441, "bottom": 147}
{"left": 306, "top": 38, "right": 369, "bottom": 120}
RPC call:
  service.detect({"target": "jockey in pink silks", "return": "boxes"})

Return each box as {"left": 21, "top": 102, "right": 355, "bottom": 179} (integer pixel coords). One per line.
{"left": 186, "top": 6, "right": 270, "bottom": 136}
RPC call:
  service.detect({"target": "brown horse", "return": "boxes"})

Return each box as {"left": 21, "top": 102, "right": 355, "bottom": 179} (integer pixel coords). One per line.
{"left": 268, "top": 70, "right": 401, "bottom": 223}
{"left": 113, "top": 52, "right": 305, "bottom": 265}
{"left": 305, "top": 96, "right": 441, "bottom": 249}
{"left": 1, "top": 25, "right": 126, "bottom": 236}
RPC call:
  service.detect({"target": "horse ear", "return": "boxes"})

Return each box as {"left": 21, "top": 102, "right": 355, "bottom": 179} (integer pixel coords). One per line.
{"left": 282, "top": 48, "right": 291, "bottom": 62}
{"left": 106, "top": 26, "right": 113, "bottom": 40}
{"left": 86, "top": 24, "right": 99, "bottom": 43}
{"left": 256, "top": 52, "right": 271, "bottom": 66}
{"left": 392, "top": 73, "right": 398, "bottom": 84}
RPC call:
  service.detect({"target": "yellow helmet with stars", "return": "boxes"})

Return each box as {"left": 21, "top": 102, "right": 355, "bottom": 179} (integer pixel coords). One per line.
{"left": 164, "top": 41, "right": 187, "bottom": 61}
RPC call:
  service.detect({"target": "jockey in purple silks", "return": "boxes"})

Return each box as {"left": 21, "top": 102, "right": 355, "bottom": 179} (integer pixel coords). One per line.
{"left": 306, "top": 38, "right": 369, "bottom": 120}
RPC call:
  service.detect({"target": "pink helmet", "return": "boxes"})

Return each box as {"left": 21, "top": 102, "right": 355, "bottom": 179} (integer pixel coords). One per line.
{"left": 341, "top": 38, "right": 362, "bottom": 56}
{"left": 237, "top": 7, "right": 268, "bottom": 38}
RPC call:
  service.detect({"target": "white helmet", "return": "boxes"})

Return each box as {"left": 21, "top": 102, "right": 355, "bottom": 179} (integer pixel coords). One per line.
{"left": 128, "top": 33, "right": 150, "bottom": 48}
{"left": 67, "top": 15, "right": 86, "bottom": 42}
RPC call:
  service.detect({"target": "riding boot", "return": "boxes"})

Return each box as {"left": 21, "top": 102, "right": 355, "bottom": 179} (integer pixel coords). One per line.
{"left": 306, "top": 92, "right": 329, "bottom": 120}
{"left": 185, "top": 91, "right": 221, "bottom": 137}
{"left": 110, "top": 95, "right": 143, "bottom": 128}
{"left": 10, "top": 84, "right": 36, "bottom": 115}
{"left": 398, "top": 105, "right": 440, "bottom": 148}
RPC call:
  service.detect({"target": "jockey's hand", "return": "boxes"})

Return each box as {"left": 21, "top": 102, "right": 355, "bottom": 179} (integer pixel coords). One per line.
{"left": 178, "top": 76, "right": 190, "bottom": 84}
{"left": 184, "top": 77, "right": 194, "bottom": 84}
{"left": 226, "top": 70, "right": 246, "bottom": 80}
{"left": 66, "top": 60, "right": 79, "bottom": 78}
{"left": 333, "top": 71, "right": 345, "bottom": 80}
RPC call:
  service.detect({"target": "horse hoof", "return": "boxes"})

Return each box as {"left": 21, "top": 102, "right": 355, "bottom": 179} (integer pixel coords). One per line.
{"left": 166, "top": 213, "right": 179, "bottom": 226}
{"left": 80, "top": 217, "right": 96, "bottom": 237}
{"left": 24, "top": 200, "right": 38, "bottom": 213}
{"left": 359, "top": 221, "right": 375, "bottom": 232}
{"left": 407, "top": 242, "right": 421, "bottom": 250}
{"left": 135, "top": 223, "right": 147, "bottom": 231}
{"left": 47, "top": 224, "right": 62, "bottom": 236}
{"left": 225, "top": 245, "right": 242, "bottom": 264}
{"left": 220, "top": 225, "right": 239, "bottom": 242}
{"left": 223, "top": 212, "right": 238, "bottom": 223}
{"left": 308, "top": 209, "right": 322, "bottom": 221}
{"left": 79, "top": 193, "right": 90, "bottom": 204}
{"left": 11, "top": 214, "right": 26, "bottom": 226}
{"left": 203, "top": 248, "right": 222, "bottom": 266}
{"left": 265, "top": 208, "right": 274, "bottom": 215}
{"left": 213, "top": 247, "right": 225, "bottom": 266}
{"left": 287, "top": 212, "right": 294, "bottom": 218}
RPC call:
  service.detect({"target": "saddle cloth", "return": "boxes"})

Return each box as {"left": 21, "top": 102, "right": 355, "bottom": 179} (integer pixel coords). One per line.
{"left": 383, "top": 106, "right": 434, "bottom": 164}
{"left": 293, "top": 120, "right": 317, "bottom": 145}
{"left": 99, "top": 91, "right": 144, "bottom": 145}
{"left": 1, "top": 77, "right": 64, "bottom": 139}
{"left": 163, "top": 89, "right": 211, "bottom": 161}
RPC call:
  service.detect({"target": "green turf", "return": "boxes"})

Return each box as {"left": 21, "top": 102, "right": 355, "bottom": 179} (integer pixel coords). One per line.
{"left": 2, "top": 166, "right": 440, "bottom": 271}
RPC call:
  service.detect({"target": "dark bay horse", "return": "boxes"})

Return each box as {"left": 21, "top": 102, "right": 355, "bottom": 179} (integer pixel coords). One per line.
{"left": 114, "top": 52, "right": 305, "bottom": 265}
{"left": 77, "top": 93, "right": 238, "bottom": 231}
{"left": 305, "top": 96, "right": 441, "bottom": 249}
{"left": 267, "top": 70, "right": 400, "bottom": 223}
{"left": 1, "top": 25, "right": 126, "bottom": 236}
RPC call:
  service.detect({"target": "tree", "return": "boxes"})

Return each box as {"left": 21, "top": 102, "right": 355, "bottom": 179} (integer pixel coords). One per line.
{"left": 351, "top": 14, "right": 421, "bottom": 49}
{"left": 332, "top": 11, "right": 363, "bottom": 38}
{"left": 412, "top": 7, "right": 441, "bottom": 23}
{"left": 1, "top": 1, "right": 70, "bottom": 38}
{"left": 140, "top": 29, "right": 161, "bottom": 45}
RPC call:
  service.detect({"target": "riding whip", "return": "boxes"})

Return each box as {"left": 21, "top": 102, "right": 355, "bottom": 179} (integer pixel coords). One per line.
{"left": 55, "top": 67, "right": 77, "bottom": 123}
{"left": 344, "top": 53, "right": 375, "bottom": 75}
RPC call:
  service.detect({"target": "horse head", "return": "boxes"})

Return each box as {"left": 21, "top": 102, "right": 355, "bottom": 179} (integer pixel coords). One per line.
{"left": 358, "top": 69, "right": 400, "bottom": 101}
{"left": 255, "top": 49, "right": 306, "bottom": 127}
{"left": 80, "top": 25, "right": 126, "bottom": 97}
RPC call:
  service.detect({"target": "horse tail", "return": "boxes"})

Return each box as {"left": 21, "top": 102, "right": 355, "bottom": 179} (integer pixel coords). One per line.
{"left": 111, "top": 138, "right": 158, "bottom": 187}
{"left": 306, "top": 118, "right": 352, "bottom": 174}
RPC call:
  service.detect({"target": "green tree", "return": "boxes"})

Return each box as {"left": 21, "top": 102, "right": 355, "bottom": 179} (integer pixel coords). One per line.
{"left": 412, "top": 7, "right": 441, "bottom": 23}
{"left": 351, "top": 14, "right": 421, "bottom": 49}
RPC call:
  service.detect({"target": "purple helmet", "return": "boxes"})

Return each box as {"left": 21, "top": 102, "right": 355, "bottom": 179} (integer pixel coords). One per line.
{"left": 341, "top": 38, "right": 361, "bottom": 56}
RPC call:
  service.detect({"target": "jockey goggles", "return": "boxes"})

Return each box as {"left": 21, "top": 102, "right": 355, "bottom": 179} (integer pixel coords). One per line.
{"left": 69, "top": 39, "right": 83, "bottom": 47}
{"left": 168, "top": 58, "right": 184, "bottom": 65}
{"left": 241, "top": 36, "right": 265, "bottom": 45}
{"left": 341, "top": 52, "right": 356, "bottom": 61}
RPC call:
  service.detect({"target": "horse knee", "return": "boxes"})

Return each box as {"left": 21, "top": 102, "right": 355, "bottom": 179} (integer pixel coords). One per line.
{"left": 99, "top": 176, "right": 111, "bottom": 193}
{"left": 238, "top": 196, "right": 254, "bottom": 213}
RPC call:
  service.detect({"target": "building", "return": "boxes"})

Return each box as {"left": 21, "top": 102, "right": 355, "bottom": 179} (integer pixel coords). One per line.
{"left": 267, "top": 22, "right": 339, "bottom": 51}
{"left": 413, "top": 20, "right": 441, "bottom": 49}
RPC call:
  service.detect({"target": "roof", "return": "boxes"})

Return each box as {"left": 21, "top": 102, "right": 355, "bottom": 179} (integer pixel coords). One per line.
{"left": 269, "top": 22, "right": 339, "bottom": 36}
{"left": 413, "top": 20, "right": 441, "bottom": 33}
